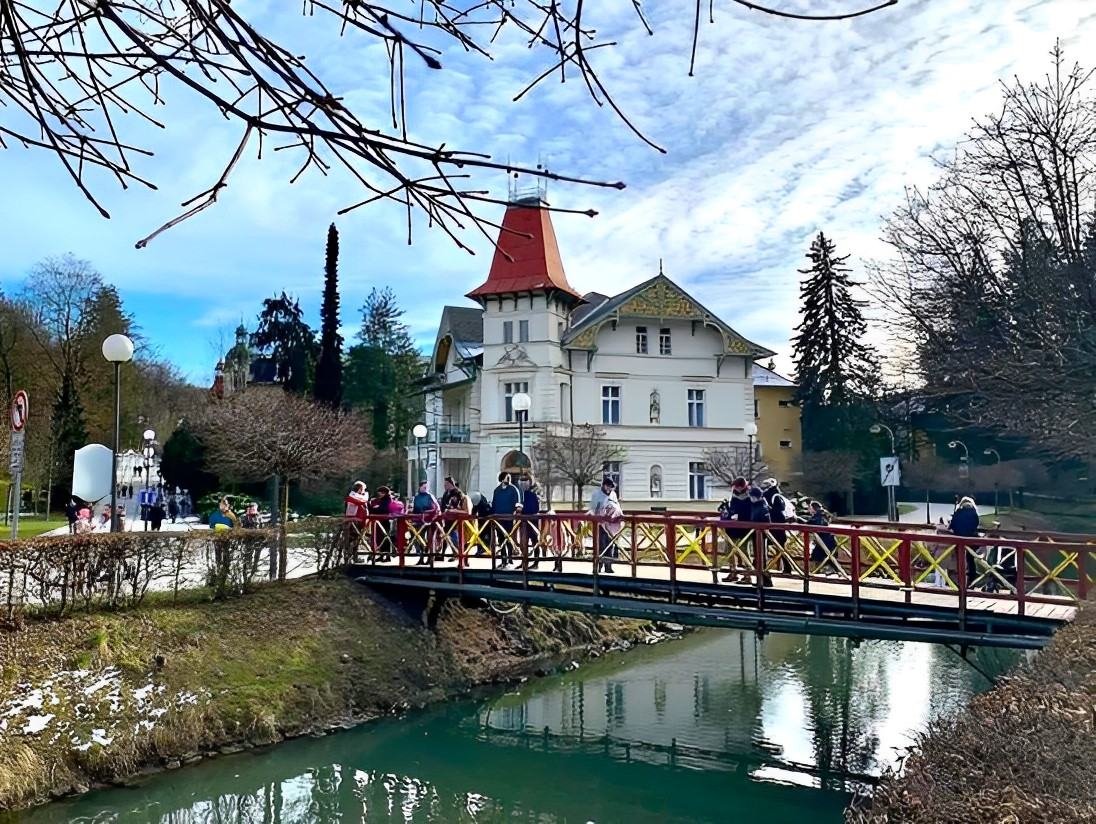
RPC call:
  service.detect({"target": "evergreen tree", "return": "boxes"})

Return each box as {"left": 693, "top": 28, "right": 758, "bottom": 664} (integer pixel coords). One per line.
{"left": 792, "top": 232, "right": 879, "bottom": 451}
{"left": 251, "top": 292, "right": 317, "bottom": 394}
{"left": 314, "top": 223, "right": 344, "bottom": 406}
{"left": 344, "top": 288, "right": 422, "bottom": 449}
{"left": 50, "top": 372, "right": 87, "bottom": 497}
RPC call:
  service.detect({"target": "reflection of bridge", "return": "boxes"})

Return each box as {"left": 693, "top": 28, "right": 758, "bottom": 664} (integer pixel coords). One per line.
{"left": 347, "top": 512, "right": 1093, "bottom": 649}
{"left": 472, "top": 722, "right": 878, "bottom": 791}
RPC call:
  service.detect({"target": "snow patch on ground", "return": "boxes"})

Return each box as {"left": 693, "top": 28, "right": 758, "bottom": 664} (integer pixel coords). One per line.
{"left": 0, "top": 666, "right": 211, "bottom": 754}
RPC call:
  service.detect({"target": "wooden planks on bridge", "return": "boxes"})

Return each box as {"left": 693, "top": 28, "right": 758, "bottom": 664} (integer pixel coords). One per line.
{"left": 364, "top": 555, "right": 1078, "bottom": 623}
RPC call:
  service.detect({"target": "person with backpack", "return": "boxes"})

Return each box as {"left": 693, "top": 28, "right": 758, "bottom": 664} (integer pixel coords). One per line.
{"left": 761, "top": 478, "right": 794, "bottom": 573}
{"left": 807, "top": 500, "right": 840, "bottom": 575}
{"left": 411, "top": 481, "right": 440, "bottom": 564}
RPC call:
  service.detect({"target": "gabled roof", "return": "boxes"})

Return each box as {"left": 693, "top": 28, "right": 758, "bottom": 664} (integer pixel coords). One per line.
{"left": 752, "top": 363, "right": 796, "bottom": 388}
{"left": 431, "top": 305, "right": 484, "bottom": 374}
{"left": 562, "top": 272, "right": 775, "bottom": 359}
{"left": 466, "top": 199, "right": 582, "bottom": 301}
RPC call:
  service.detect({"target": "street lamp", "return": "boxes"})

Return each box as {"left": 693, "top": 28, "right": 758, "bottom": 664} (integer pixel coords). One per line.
{"left": 870, "top": 423, "right": 899, "bottom": 522}
{"left": 512, "top": 392, "right": 532, "bottom": 479}
{"left": 141, "top": 429, "right": 156, "bottom": 531}
{"left": 102, "top": 334, "right": 134, "bottom": 532}
{"left": 744, "top": 422, "right": 758, "bottom": 483}
{"left": 984, "top": 448, "right": 1001, "bottom": 515}
{"left": 412, "top": 423, "right": 428, "bottom": 493}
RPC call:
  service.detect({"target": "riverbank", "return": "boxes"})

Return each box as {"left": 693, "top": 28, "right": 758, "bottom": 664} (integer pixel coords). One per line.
{"left": 0, "top": 577, "right": 660, "bottom": 812}
{"left": 849, "top": 599, "right": 1095, "bottom": 823}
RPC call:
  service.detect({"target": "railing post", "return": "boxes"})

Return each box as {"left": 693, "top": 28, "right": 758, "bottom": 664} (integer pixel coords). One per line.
{"left": 667, "top": 518, "right": 677, "bottom": 604}
{"left": 754, "top": 528, "right": 765, "bottom": 610}
{"left": 900, "top": 538, "right": 912, "bottom": 604}
{"left": 1015, "top": 544, "right": 1026, "bottom": 617}
{"left": 711, "top": 521, "right": 720, "bottom": 586}
{"left": 802, "top": 528, "right": 810, "bottom": 595}
{"left": 956, "top": 538, "right": 968, "bottom": 631}
{"left": 592, "top": 514, "right": 600, "bottom": 599}
{"left": 850, "top": 533, "right": 861, "bottom": 620}
{"left": 396, "top": 516, "right": 406, "bottom": 569}
{"left": 630, "top": 516, "right": 638, "bottom": 580}
{"left": 520, "top": 515, "right": 529, "bottom": 590}
{"left": 458, "top": 515, "right": 466, "bottom": 587}
{"left": 1077, "top": 546, "right": 1089, "bottom": 602}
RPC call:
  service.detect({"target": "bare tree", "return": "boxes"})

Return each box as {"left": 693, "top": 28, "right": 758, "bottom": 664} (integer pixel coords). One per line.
{"left": 195, "top": 386, "right": 371, "bottom": 579}
{"left": 872, "top": 47, "right": 1096, "bottom": 461}
{"left": 0, "top": 1, "right": 896, "bottom": 246}
{"left": 800, "top": 450, "right": 860, "bottom": 514}
{"left": 703, "top": 445, "right": 769, "bottom": 488}
{"left": 534, "top": 423, "right": 624, "bottom": 509}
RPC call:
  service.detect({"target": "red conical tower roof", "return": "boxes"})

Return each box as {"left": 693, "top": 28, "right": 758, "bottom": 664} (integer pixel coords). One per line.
{"left": 466, "top": 199, "right": 582, "bottom": 301}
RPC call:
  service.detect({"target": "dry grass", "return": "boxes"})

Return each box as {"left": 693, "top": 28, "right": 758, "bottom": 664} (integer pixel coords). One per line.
{"left": 0, "top": 577, "right": 651, "bottom": 812}
{"left": 848, "top": 599, "right": 1096, "bottom": 823}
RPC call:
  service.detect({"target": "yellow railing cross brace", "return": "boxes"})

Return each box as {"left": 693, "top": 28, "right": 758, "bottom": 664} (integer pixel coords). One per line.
{"left": 675, "top": 525, "right": 710, "bottom": 565}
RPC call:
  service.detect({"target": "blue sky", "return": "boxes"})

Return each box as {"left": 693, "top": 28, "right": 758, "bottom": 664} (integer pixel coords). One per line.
{"left": 1, "top": 0, "right": 1093, "bottom": 384}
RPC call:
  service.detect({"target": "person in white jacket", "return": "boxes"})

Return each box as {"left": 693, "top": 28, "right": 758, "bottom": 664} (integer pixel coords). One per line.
{"left": 588, "top": 476, "right": 624, "bottom": 573}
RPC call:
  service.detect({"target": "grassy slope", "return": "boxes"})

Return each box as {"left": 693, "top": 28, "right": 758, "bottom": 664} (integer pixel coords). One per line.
{"left": 0, "top": 579, "right": 649, "bottom": 810}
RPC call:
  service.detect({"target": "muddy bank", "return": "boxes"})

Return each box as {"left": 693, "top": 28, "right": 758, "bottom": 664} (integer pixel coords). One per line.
{"left": 0, "top": 577, "right": 664, "bottom": 812}
{"left": 848, "top": 599, "right": 1095, "bottom": 823}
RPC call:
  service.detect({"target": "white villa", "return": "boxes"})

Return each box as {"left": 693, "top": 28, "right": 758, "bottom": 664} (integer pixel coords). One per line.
{"left": 414, "top": 193, "right": 782, "bottom": 509}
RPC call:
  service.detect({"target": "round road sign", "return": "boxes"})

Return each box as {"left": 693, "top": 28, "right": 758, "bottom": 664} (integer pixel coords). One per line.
{"left": 10, "top": 390, "right": 28, "bottom": 432}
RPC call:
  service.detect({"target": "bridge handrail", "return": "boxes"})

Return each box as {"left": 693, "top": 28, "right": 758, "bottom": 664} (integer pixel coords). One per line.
{"left": 340, "top": 509, "right": 1096, "bottom": 615}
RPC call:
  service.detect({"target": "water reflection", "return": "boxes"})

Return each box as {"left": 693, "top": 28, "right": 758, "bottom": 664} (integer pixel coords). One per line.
{"left": 20, "top": 631, "right": 1011, "bottom": 824}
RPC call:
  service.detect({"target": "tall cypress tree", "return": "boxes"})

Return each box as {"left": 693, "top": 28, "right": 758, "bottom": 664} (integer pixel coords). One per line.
{"left": 314, "top": 223, "right": 344, "bottom": 406}
{"left": 791, "top": 232, "right": 878, "bottom": 451}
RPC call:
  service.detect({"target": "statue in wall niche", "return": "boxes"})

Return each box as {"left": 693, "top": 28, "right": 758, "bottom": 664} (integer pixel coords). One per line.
{"left": 649, "top": 389, "right": 661, "bottom": 423}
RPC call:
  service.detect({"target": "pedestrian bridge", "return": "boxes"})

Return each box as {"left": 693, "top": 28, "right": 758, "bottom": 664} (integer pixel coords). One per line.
{"left": 344, "top": 512, "right": 1093, "bottom": 650}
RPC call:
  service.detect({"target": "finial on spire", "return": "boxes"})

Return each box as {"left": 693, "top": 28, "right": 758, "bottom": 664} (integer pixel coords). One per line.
{"left": 658, "top": 258, "right": 664, "bottom": 275}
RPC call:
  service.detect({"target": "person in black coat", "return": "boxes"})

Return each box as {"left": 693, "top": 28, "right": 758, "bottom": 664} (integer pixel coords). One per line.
{"left": 748, "top": 486, "right": 773, "bottom": 586}
{"left": 719, "top": 477, "right": 753, "bottom": 583}
{"left": 949, "top": 497, "right": 981, "bottom": 588}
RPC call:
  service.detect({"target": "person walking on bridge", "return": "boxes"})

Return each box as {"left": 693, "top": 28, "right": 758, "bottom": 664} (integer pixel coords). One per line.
{"left": 491, "top": 472, "right": 522, "bottom": 568}
{"left": 589, "top": 476, "right": 624, "bottom": 574}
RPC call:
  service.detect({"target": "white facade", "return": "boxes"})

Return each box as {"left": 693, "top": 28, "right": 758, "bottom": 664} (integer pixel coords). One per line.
{"left": 419, "top": 272, "right": 773, "bottom": 510}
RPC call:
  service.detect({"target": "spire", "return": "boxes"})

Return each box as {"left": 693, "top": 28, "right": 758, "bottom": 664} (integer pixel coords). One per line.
{"left": 466, "top": 200, "right": 582, "bottom": 302}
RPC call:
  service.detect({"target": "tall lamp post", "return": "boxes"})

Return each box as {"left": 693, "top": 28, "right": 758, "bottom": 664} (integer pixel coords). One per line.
{"left": 141, "top": 429, "right": 155, "bottom": 531}
{"left": 869, "top": 423, "right": 899, "bottom": 522}
{"left": 512, "top": 392, "right": 532, "bottom": 480}
{"left": 102, "top": 334, "right": 134, "bottom": 532}
{"left": 744, "top": 422, "right": 758, "bottom": 483}
{"left": 984, "top": 448, "right": 1001, "bottom": 515}
{"left": 412, "top": 423, "right": 428, "bottom": 495}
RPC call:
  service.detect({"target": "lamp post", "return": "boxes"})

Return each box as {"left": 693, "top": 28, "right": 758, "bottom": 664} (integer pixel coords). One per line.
{"left": 984, "top": 448, "right": 1001, "bottom": 515}
{"left": 102, "top": 334, "right": 134, "bottom": 532}
{"left": 512, "top": 392, "right": 532, "bottom": 480}
{"left": 141, "top": 429, "right": 156, "bottom": 531}
{"left": 412, "top": 423, "right": 428, "bottom": 495}
{"left": 870, "top": 423, "right": 899, "bottom": 522}
{"left": 744, "top": 422, "right": 758, "bottom": 483}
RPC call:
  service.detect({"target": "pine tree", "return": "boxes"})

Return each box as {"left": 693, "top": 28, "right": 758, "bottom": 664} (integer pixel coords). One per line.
{"left": 314, "top": 223, "right": 344, "bottom": 406}
{"left": 791, "top": 232, "right": 879, "bottom": 451}
{"left": 344, "top": 287, "right": 422, "bottom": 449}
{"left": 251, "top": 292, "right": 317, "bottom": 394}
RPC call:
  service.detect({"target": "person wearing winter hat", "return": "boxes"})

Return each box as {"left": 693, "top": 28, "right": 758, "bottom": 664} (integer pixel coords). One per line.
{"left": 748, "top": 486, "right": 774, "bottom": 586}
{"left": 720, "top": 477, "right": 753, "bottom": 583}
{"left": 761, "top": 478, "right": 794, "bottom": 571}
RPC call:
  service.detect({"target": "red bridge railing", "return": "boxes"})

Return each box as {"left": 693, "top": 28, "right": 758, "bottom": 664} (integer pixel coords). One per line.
{"left": 344, "top": 512, "right": 1094, "bottom": 618}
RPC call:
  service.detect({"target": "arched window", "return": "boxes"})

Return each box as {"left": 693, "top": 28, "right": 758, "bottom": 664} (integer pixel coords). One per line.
{"left": 650, "top": 465, "right": 663, "bottom": 499}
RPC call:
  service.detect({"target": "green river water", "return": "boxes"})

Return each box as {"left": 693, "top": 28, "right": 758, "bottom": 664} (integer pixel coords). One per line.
{"left": 20, "top": 630, "right": 1014, "bottom": 823}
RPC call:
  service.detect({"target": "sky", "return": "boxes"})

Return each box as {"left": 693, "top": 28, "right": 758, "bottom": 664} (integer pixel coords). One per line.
{"left": 1, "top": 0, "right": 1094, "bottom": 385}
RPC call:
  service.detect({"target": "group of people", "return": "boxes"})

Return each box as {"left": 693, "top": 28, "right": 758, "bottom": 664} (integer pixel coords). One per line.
{"left": 208, "top": 497, "right": 263, "bottom": 530}
{"left": 716, "top": 477, "right": 837, "bottom": 584}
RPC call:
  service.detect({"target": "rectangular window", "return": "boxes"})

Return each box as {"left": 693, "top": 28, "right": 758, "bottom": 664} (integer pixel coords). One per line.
{"left": 778, "top": 399, "right": 795, "bottom": 408}
{"left": 504, "top": 381, "right": 529, "bottom": 423}
{"left": 687, "top": 389, "right": 706, "bottom": 427}
{"left": 603, "top": 461, "right": 622, "bottom": 491}
{"left": 503, "top": 321, "right": 513, "bottom": 344}
{"left": 659, "top": 328, "right": 672, "bottom": 355}
{"left": 560, "top": 384, "right": 571, "bottom": 422}
{"left": 688, "top": 462, "right": 707, "bottom": 500}
{"left": 557, "top": 321, "right": 564, "bottom": 338}
{"left": 779, "top": 440, "right": 793, "bottom": 449}
{"left": 635, "top": 326, "right": 648, "bottom": 354}
{"left": 601, "top": 385, "right": 621, "bottom": 425}
{"left": 519, "top": 320, "right": 530, "bottom": 343}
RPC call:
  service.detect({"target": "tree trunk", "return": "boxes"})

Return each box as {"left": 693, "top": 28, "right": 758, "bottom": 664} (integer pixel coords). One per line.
{"left": 278, "top": 477, "right": 289, "bottom": 582}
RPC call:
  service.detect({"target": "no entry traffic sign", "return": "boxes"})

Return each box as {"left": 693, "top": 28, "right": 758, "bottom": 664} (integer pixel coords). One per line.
{"left": 10, "top": 390, "right": 29, "bottom": 433}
